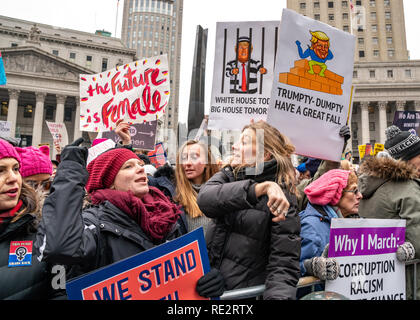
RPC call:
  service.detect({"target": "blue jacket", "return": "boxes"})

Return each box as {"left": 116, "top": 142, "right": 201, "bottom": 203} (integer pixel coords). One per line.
{"left": 297, "top": 44, "right": 334, "bottom": 64}
{"left": 299, "top": 203, "right": 338, "bottom": 276}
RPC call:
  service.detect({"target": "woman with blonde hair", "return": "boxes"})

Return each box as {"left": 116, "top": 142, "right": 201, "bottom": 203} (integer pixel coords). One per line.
{"left": 174, "top": 140, "right": 219, "bottom": 234}
{"left": 196, "top": 121, "right": 301, "bottom": 299}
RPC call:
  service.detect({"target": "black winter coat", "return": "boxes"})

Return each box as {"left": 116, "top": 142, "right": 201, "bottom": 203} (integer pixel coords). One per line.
{"left": 34, "top": 156, "right": 185, "bottom": 280}
{"left": 0, "top": 209, "right": 56, "bottom": 299}
{"left": 197, "top": 161, "right": 301, "bottom": 300}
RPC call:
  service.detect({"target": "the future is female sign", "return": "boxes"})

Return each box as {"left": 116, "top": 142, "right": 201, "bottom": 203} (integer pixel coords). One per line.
{"left": 79, "top": 54, "right": 170, "bottom": 132}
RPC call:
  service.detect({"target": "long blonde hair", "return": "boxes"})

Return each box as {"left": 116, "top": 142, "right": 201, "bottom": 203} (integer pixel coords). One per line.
{"left": 174, "top": 140, "right": 219, "bottom": 218}
{"left": 234, "top": 121, "right": 298, "bottom": 196}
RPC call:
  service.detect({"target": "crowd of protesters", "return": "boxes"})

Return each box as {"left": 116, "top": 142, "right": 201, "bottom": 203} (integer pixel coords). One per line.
{"left": 0, "top": 118, "right": 419, "bottom": 300}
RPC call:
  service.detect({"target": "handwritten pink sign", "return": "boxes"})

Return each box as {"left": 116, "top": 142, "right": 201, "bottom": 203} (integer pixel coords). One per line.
{"left": 79, "top": 55, "right": 170, "bottom": 132}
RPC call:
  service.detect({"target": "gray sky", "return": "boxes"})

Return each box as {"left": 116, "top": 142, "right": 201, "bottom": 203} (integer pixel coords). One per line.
{"left": 2, "top": 0, "right": 420, "bottom": 123}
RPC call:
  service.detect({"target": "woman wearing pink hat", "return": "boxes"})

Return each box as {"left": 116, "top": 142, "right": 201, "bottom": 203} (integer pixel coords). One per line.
{"left": 0, "top": 138, "right": 58, "bottom": 299}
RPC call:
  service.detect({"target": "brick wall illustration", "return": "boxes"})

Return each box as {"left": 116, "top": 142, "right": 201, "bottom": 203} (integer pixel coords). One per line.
{"left": 279, "top": 59, "right": 343, "bottom": 95}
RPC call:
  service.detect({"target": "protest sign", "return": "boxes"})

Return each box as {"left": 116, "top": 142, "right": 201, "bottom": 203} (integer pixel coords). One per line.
{"left": 147, "top": 142, "right": 167, "bottom": 168}
{"left": 79, "top": 54, "right": 170, "bottom": 132}
{"left": 46, "top": 121, "right": 69, "bottom": 149}
{"left": 102, "top": 120, "right": 157, "bottom": 151}
{"left": 0, "top": 120, "right": 11, "bottom": 138}
{"left": 267, "top": 9, "right": 355, "bottom": 162}
{"left": 66, "top": 228, "right": 211, "bottom": 300}
{"left": 86, "top": 139, "right": 116, "bottom": 165}
{"left": 393, "top": 111, "right": 420, "bottom": 136}
{"left": 373, "top": 143, "right": 384, "bottom": 156}
{"left": 208, "top": 21, "right": 280, "bottom": 130}
{"left": 0, "top": 51, "right": 6, "bottom": 85}
{"left": 325, "top": 219, "right": 406, "bottom": 300}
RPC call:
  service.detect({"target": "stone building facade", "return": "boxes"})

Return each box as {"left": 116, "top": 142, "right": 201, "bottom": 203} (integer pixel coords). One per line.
{"left": 0, "top": 15, "right": 136, "bottom": 151}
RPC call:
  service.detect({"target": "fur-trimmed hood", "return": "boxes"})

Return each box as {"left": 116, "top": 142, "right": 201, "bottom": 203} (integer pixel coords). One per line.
{"left": 358, "top": 157, "right": 419, "bottom": 199}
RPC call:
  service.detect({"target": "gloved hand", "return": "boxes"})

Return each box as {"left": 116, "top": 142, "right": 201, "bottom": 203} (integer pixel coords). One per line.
{"left": 196, "top": 268, "right": 225, "bottom": 298}
{"left": 339, "top": 125, "right": 351, "bottom": 144}
{"left": 60, "top": 138, "right": 88, "bottom": 167}
{"left": 396, "top": 242, "right": 415, "bottom": 262}
{"left": 303, "top": 256, "right": 340, "bottom": 281}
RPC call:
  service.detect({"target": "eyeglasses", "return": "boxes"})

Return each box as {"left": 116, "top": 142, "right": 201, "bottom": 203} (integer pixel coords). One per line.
{"left": 26, "top": 178, "right": 52, "bottom": 191}
{"left": 343, "top": 188, "right": 360, "bottom": 195}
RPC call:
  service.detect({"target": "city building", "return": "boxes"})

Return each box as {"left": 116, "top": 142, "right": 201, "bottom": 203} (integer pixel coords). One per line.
{"left": 121, "top": 0, "right": 183, "bottom": 142}
{"left": 0, "top": 15, "right": 136, "bottom": 150}
{"left": 287, "top": 0, "right": 420, "bottom": 163}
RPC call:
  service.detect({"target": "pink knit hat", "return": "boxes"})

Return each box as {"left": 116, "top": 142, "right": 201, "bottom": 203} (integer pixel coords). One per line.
{"left": 0, "top": 138, "right": 21, "bottom": 167}
{"left": 15, "top": 146, "right": 53, "bottom": 178}
{"left": 304, "top": 169, "right": 351, "bottom": 206}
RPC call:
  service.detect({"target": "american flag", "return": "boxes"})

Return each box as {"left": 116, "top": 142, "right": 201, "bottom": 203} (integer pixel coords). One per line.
{"left": 349, "top": 0, "right": 355, "bottom": 12}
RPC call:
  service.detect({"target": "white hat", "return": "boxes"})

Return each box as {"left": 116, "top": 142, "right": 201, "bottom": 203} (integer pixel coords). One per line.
{"left": 144, "top": 164, "right": 157, "bottom": 176}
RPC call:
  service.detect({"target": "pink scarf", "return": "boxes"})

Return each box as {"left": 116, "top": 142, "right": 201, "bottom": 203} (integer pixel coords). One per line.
{"left": 90, "top": 187, "right": 181, "bottom": 242}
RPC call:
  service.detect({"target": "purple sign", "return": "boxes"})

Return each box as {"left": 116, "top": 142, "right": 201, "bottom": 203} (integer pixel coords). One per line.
{"left": 102, "top": 121, "right": 157, "bottom": 151}
{"left": 393, "top": 111, "right": 420, "bottom": 136}
{"left": 329, "top": 227, "right": 405, "bottom": 258}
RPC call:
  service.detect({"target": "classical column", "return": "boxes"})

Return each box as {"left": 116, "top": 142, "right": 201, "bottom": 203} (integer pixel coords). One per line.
{"left": 414, "top": 100, "right": 420, "bottom": 112}
{"left": 32, "top": 92, "right": 46, "bottom": 147}
{"left": 360, "top": 101, "right": 370, "bottom": 145}
{"left": 396, "top": 101, "right": 406, "bottom": 111}
{"left": 6, "top": 89, "right": 20, "bottom": 138}
{"left": 73, "top": 97, "right": 82, "bottom": 141}
{"left": 55, "top": 95, "right": 66, "bottom": 123}
{"left": 378, "top": 101, "right": 388, "bottom": 144}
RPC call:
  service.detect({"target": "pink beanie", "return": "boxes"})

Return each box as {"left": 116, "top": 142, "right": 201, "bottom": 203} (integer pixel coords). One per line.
{"left": 92, "top": 138, "right": 108, "bottom": 147}
{"left": 15, "top": 146, "right": 53, "bottom": 178}
{"left": 304, "top": 169, "right": 351, "bottom": 206}
{"left": 0, "top": 138, "right": 21, "bottom": 167}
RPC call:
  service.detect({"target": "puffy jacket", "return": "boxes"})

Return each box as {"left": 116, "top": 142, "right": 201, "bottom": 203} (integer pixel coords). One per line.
{"left": 299, "top": 203, "right": 338, "bottom": 276}
{"left": 358, "top": 156, "right": 420, "bottom": 300}
{"left": 0, "top": 203, "right": 58, "bottom": 299}
{"left": 197, "top": 161, "right": 301, "bottom": 300}
{"left": 34, "top": 155, "right": 185, "bottom": 280}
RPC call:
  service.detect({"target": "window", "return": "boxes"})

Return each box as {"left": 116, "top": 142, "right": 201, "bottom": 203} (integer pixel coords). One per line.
{"left": 373, "top": 50, "right": 379, "bottom": 57}
{"left": 370, "top": 12, "right": 376, "bottom": 20}
{"left": 384, "top": 0, "right": 390, "bottom": 6}
{"left": 358, "top": 37, "right": 364, "bottom": 45}
{"left": 343, "top": 25, "right": 349, "bottom": 32}
{"left": 24, "top": 105, "right": 33, "bottom": 118}
{"left": 342, "top": 1, "right": 348, "bottom": 8}
{"left": 372, "top": 24, "right": 377, "bottom": 32}
{"left": 369, "top": 70, "right": 376, "bottom": 78}
{"left": 405, "top": 69, "right": 412, "bottom": 78}
{"left": 11, "top": 43, "right": 18, "bottom": 47}
{"left": 314, "top": 14, "right": 320, "bottom": 20}
{"left": 69, "top": 52, "right": 76, "bottom": 60}
{"left": 353, "top": 70, "right": 358, "bottom": 78}
{"left": 64, "top": 107, "right": 72, "bottom": 122}
{"left": 300, "top": 2, "right": 306, "bottom": 9}
{"left": 372, "top": 37, "right": 378, "bottom": 45}
{"left": 328, "top": 14, "right": 334, "bottom": 21}
{"left": 45, "top": 106, "right": 54, "bottom": 120}
{"left": 343, "top": 13, "right": 348, "bottom": 20}
{"left": 101, "top": 58, "right": 108, "bottom": 72}
{"left": 386, "top": 24, "right": 392, "bottom": 32}
{"left": 387, "top": 70, "right": 394, "bottom": 78}
{"left": 356, "top": 0, "right": 362, "bottom": 5}
{"left": 359, "top": 50, "right": 365, "bottom": 58}
{"left": 52, "top": 50, "right": 59, "bottom": 56}
{"left": 314, "top": 2, "right": 320, "bottom": 9}
{"left": 369, "top": 122, "right": 376, "bottom": 131}
{"left": 388, "top": 49, "right": 395, "bottom": 57}
{"left": 369, "top": 0, "right": 375, "bottom": 6}
{"left": 387, "top": 37, "right": 393, "bottom": 44}
{"left": 86, "top": 55, "right": 92, "bottom": 68}
{"left": 328, "top": 1, "right": 334, "bottom": 8}
{"left": 1, "top": 102, "right": 8, "bottom": 116}
{"left": 385, "top": 12, "right": 391, "bottom": 20}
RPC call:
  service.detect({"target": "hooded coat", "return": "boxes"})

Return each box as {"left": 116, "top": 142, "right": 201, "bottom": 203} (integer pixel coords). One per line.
{"left": 197, "top": 160, "right": 301, "bottom": 300}
{"left": 358, "top": 156, "right": 420, "bottom": 300}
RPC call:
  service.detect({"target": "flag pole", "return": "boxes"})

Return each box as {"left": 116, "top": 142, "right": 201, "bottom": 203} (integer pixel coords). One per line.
{"left": 115, "top": 0, "right": 120, "bottom": 38}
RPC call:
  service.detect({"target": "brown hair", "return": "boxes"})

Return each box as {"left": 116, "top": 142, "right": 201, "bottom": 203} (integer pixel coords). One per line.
{"left": 235, "top": 121, "right": 298, "bottom": 196}
{"left": 340, "top": 159, "right": 352, "bottom": 171}
{"left": 11, "top": 181, "right": 40, "bottom": 224}
{"left": 344, "top": 171, "right": 358, "bottom": 191}
{"left": 174, "top": 140, "right": 219, "bottom": 218}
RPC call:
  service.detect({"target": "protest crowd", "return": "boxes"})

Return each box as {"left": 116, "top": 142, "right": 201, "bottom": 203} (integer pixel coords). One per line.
{"left": 1, "top": 7, "right": 419, "bottom": 303}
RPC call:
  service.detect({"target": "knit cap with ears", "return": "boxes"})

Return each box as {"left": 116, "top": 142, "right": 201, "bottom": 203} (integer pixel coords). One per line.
{"left": 304, "top": 169, "right": 351, "bottom": 206}
{"left": 15, "top": 145, "right": 52, "bottom": 178}
{"left": 0, "top": 138, "right": 21, "bottom": 167}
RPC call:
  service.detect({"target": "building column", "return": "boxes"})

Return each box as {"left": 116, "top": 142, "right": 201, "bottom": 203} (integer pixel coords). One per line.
{"left": 414, "top": 100, "right": 420, "bottom": 112}
{"left": 360, "top": 101, "right": 370, "bottom": 145}
{"left": 6, "top": 89, "right": 20, "bottom": 138}
{"left": 73, "top": 97, "right": 82, "bottom": 141}
{"left": 378, "top": 101, "right": 388, "bottom": 144}
{"left": 55, "top": 94, "right": 66, "bottom": 123}
{"left": 32, "top": 92, "right": 46, "bottom": 147}
{"left": 396, "top": 101, "right": 406, "bottom": 111}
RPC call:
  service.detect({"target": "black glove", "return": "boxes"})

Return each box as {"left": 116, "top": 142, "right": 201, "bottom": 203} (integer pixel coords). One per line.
{"left": 303, "top": 256, "right": 340, "bottom": 281}
{"left": 60, "top": 138, "right": 88, "bottom": 166}
{"left": 339, "top": 125, "right": 351, "bottom": 144}
{"left": 196, "top": 268, "right": 225, "bottom": 298}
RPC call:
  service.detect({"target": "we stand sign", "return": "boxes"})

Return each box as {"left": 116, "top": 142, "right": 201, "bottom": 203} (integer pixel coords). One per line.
{"left": 325, "top": 219, "right": 406, "bottom": 300}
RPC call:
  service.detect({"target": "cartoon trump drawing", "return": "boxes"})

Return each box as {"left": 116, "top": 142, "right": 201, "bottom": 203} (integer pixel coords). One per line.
{"left": 296, "top": 30, "right": 333, "bottom": 77}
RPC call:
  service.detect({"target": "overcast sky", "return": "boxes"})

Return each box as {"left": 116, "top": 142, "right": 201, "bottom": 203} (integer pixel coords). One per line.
{"left": 2, "top": 0, "right": 420, "bottom": 123}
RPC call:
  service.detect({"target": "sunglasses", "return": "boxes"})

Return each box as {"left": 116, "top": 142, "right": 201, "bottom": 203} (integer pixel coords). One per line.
{"left": 343, "top": 188, "right": 360, "bottom": 195}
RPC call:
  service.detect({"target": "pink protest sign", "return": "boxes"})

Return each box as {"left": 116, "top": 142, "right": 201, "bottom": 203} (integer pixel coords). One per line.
{"left": 79, "top": 55, "right": 170, "bottom": 132}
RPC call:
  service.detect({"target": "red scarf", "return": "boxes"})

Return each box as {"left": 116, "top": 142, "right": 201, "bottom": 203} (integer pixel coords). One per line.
{"left": 90, "top": 187, "right": 181, "bottom": 242}
{"left": 0, "top": 200, "right": 23, "bottom": 226}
